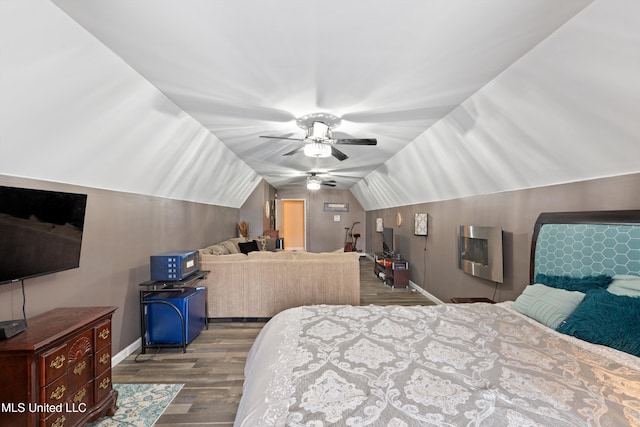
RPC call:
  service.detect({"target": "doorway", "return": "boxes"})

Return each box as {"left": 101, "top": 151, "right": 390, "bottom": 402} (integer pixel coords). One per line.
{"left": 278, "top": 199, "right": 305, "bottom": 251}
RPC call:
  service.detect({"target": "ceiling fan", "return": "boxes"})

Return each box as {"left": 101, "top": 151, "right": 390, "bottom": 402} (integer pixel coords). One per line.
{"left": 268, "top": 171, "right": 354, "bottom": 189}
{"left": 260, "top": 120, "right": 377, "bottom": 161}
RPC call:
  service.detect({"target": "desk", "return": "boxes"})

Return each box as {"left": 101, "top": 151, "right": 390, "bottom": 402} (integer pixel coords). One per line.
{"left": 139, "top": 270, "right": 208, "bottom": 353}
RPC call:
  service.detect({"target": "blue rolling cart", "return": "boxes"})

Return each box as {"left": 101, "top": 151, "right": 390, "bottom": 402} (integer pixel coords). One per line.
{"left": 139, "top": 270, "right": 208, "bottom": 353}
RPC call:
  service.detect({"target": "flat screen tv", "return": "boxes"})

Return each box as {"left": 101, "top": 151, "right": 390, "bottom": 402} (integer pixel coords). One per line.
{"left": 382, "top": 227, "right": 394, "bottom": 254}
{"left": 0, "top": 185, "right": 88, "bottom": 285}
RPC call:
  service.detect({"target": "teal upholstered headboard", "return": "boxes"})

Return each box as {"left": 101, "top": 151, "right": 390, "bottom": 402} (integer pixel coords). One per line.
{"left": 530, "top": 210, "right": 640, "bottom": 282}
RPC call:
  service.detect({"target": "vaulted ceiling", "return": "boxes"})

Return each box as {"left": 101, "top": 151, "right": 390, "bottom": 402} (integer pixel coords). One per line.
{"left": 52, "top": 0, "right": 592, "bottom": 190}
{"left": 3, "top": 0, "right": 638, "bottom": 210}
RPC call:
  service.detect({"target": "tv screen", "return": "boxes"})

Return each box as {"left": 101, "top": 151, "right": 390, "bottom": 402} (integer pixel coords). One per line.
{"left": 0, "top": 185, "right": 88, "bottom": 285}
{"left": 382, "top": 227, "right": 394, "bottom": 253}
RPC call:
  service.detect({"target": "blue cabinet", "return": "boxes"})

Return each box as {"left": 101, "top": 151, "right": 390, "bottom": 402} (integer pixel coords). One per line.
{"left": 139, "top": 270, "right": 208, "bottom": 353}
{"left": 144, "top": 287, "right": 206, "bottom": 345}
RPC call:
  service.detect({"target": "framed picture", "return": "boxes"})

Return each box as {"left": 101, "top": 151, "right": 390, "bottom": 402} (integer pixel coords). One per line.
{"left": 324, "top": 203, "right": 349, "bottom": 212}
{"left": 414, "top": 213, "right": 428, "bottom": 236}
{"left": 376, "top": 218, "right": 384, "bottom": 232}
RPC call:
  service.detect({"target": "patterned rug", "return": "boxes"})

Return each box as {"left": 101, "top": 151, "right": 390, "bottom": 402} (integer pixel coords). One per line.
{"left": 88, "top": 383, "right": 183, "bottom": 427}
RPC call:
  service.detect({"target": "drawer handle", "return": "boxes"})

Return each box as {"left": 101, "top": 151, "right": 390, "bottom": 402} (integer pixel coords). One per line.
{"left": 99, "top": 377, "right": 111, "bottom": 389}
{"left": 73, "top": 360, "right": 87, "bottom": 375}
{"left": 73, "top": 388, "right": 86, "bottom": 403}
{"left": 98, "top": 328, "right": 110, "bottom": 340}
{"left": 52, "top": 415, "right": 66, "bottom": 427}
{"left": 50, "top": 385, "right": 66, "bottom": 401}
{"left": 50, "top": 355, "right": 65, "bottom": 369}
{"left": 99, "top": 353, "right": 111, "bottom": 365}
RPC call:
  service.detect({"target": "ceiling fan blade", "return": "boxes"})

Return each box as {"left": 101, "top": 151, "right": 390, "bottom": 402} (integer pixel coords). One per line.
{"left": 331, "top": 147, "right": 348, "bottom": 161}
{"left": 335, "top": 138, "right": 377, "bottom": 145}
{"left": 321, "top": 182, "right": 337, "bottom": 187}
{"left": 260, "top": 135, "right": 305, "bottom": 141}
{"left": 282, "top": 147, "right": 303, "bottom": 156}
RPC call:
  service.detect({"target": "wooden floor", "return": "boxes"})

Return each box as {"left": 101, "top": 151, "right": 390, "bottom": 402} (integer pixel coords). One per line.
{"left": 111, "top": 256, "right": 435, "bottom": 426}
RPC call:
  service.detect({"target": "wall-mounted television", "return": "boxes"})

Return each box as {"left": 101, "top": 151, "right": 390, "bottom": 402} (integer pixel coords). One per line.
{"left": 458, "top": 225, "right": 503, "bottom": 283}
{"left": 0, "top": 186, "right": 88, "bottom": 285}
{"left": 382, "top": 226, "right": 394, "bottom": 255}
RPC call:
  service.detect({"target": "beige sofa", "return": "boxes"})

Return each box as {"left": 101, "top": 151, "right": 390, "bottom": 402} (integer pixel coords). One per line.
{"left": 198, "top": 239, "right": 360, "bottom": 318}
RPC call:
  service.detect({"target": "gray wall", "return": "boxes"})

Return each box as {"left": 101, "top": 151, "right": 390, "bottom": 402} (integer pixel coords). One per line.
{"left": 366, "top": 173, "right": 640, "bottom": 303}
{"left": 277, "top": 187, "right": 366, "bottom": 253}
{"left": 6, "top": 172, "right": 638, "bottom": 353}
{"left": 240, "top": 179, "right": 277, "bottom": 237}
{"left": 0, "top": 175, "right": 238, "bottom": 353}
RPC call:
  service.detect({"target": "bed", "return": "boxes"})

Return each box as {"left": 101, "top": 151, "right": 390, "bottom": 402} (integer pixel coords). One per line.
{"left": 235, "top": 211, "right": 640, "bottom": 426}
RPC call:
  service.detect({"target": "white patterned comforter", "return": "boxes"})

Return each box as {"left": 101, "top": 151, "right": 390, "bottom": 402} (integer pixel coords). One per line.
{"left": 234, "top": 303, "right": 640, "bottom": 426}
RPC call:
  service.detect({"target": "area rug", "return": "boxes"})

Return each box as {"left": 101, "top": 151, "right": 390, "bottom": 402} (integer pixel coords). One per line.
{"left": 88, "top": 383, "right": 184, "bottom": 427}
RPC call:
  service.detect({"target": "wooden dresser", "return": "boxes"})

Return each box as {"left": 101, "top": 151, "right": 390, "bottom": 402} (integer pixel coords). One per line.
{"left": 0, "top": 307, "right": 118, "bottom": 427}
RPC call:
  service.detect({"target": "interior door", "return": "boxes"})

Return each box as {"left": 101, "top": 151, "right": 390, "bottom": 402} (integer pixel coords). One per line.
{"left": 280, "top": 199, "right": 305, "bottom": 251}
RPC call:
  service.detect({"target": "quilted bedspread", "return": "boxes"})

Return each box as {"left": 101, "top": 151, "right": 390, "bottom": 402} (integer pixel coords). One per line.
{"left": 235, "top": 303, "right": 640, "bottom": 426}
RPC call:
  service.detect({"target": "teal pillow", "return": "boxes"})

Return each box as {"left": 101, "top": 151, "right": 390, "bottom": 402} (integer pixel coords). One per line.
{"left": 512, "top": 284, "right": 585, "bottom": 329}
{"left": 534, "top": 273, "right": 612, "bottom": 292}
{"left": 556, "top": 288, "right": 640, "bottom": 357}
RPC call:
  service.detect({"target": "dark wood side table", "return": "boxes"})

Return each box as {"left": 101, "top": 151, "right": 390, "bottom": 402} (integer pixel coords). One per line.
{"left": 450, "top": 297, "right": 495, "bottom": 304}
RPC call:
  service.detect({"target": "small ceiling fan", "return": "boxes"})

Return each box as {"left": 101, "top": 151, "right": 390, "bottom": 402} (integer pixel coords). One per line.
{"left": 268, "top": 171, "right": 354, "bottom": 189}
{"left": 260, "top": 120, "right": 377, "bottom": 161}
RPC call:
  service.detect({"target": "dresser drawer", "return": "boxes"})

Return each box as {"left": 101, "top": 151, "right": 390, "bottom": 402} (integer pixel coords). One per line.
{"left": 68, "top": 356, "right": 93, "bottom": 393}
{"left": 67, "top": 381, "right": 93, "bottom": 426}
{"left": 94, "top": 319, "right": 112, "bottom": 351}
{"left": 43, "top": 412, "right": 69, "bottom": 427}
{"left": 94, "top": 369, "right": 112, "bottom": 404}
{"left": 42, "top": 344, "right": 68, "bottom": 385}
{"left": 43, "top": 375, "right": 68, "bottom": 406}
{"left": 95, "top": 346, "right": 112, "bottom": 377}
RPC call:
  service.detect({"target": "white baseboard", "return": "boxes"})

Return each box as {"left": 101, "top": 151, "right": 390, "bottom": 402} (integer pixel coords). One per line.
{"left": 112, "top": 338, "right": 141, "bottom": 368}
{"left": 409, "top": 281, "right": 445, "bottom": 305}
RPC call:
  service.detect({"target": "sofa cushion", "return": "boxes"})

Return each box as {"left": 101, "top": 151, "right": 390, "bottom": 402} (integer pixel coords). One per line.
{"left": 205, "top": 244, "right": 228, "bottom": 255}
{"left": 264, "top": 237, "right": 276, "bottom": 251}
{"left": 221, "top": 240, "right": 239, "bottom": 254}
{"left": 199, "top": 247, "right": 214, "bottom": 255}
{"left": 253, "top": 236, "right": 276, "bottom": 251}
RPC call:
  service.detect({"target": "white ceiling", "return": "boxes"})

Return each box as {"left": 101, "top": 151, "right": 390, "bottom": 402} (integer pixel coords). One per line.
{"left": 52, "top": 0, "right": 594, "bottom": 191}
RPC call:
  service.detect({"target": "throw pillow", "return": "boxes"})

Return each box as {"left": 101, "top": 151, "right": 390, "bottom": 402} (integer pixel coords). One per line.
{"left": 607, "top": 274, "right": 640, "bottom": 297}
{"left": 534, "top": 273, "right": 612, "bottom": 292}
{"left": 238, "top": 240, "right": 260, "bottom": 255}
{"left": 512, "top": 284, "right": 585, "bottom": 329}
{"left": 556, "top": 288, "right": 640, "bottom": 357}
{"left": 221, "top": 240, "right": 239, "bottom": 254}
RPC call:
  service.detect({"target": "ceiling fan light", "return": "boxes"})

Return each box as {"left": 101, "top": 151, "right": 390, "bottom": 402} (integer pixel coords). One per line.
{"left": 307, "top": 121, "right": 331, "bottom": 140}
{"left": 306, "top": 178, "right": 322, "bottom": 190}
{"left": 303, "top": 142, "right": 332, "bottom": 158}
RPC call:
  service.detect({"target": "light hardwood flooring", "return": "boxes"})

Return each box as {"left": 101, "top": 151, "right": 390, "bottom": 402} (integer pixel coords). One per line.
{"left": 111, "top": 256, "right": 436, "bottom": 426}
